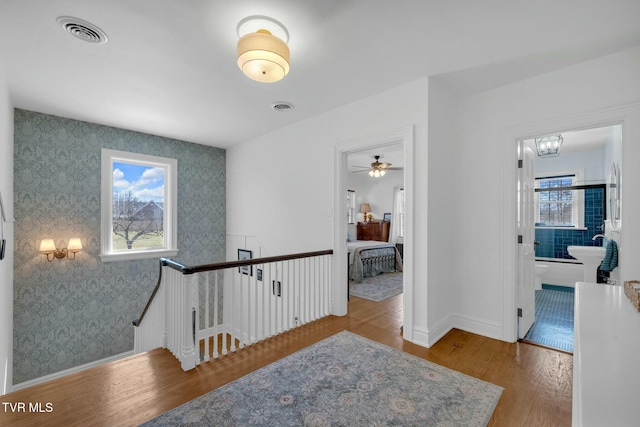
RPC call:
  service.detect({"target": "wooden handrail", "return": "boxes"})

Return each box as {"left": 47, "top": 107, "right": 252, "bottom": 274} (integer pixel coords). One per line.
{"left": 133, "top": 249, "right": 333, "bottom": 327}
{"left": 132, "top": 259, "right": 164, "bottom": 327}
{"left": 162, "top": 249, "right": 333, "bottom": 275}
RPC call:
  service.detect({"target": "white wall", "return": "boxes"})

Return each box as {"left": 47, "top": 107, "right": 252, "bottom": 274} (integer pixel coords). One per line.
{"left": 226, "top": 77, "right": 430, "bottom": 341}
{"left": 227, "top": 45, "right": 640, "bottom": 349}
{"left": 0, "top": 72, "right": 14, "bottom": 395}
{"left": 423, "top": 78, "right": 458, "bottom": 344}
{"left": 348, "top": 168, "right": 402, "bottom": 223}
{"left": 452, "top": 46, "right": 640, "bottom": 340}
{"left": 536, "top": 147, "right": 607, "bottom": 182}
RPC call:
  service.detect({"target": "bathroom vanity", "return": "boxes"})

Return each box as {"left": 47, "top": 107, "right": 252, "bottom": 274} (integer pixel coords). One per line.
{"left": 573, "top": 282, "right": 640, "bottom": 426}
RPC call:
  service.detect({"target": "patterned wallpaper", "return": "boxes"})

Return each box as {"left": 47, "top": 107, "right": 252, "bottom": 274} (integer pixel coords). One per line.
{"left": 13, "top": 109, "right": 226, "bottom": 384}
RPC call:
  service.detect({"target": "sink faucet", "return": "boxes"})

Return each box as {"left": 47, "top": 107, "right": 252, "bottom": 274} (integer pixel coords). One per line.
{"left": 592, "top": 234, "right": 606, "bottom": 241}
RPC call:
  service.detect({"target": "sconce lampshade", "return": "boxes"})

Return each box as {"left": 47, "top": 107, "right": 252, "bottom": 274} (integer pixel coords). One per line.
{"left": 67, "top": 238, "right": 83, "bottom": 252}
{"left": 237, "top": 29, "right": 290, "bottom": 83}
{"left": 39, "top": 239, "right": 56, "bottom": 253}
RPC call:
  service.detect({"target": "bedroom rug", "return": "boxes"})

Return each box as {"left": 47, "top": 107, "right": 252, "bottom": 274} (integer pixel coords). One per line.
{"left": 523, "top": 285, "right": 575, "bottom": 353}
{"left": 349, "top": 272, "right": 403, "bottom": 302}
{"left": 141, "top": 331, "right": 503, "bottom": 427}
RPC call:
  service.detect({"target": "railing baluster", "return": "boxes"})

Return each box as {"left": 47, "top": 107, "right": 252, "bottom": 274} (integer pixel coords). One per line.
{"left": 133, "top": 250, "right": 333, "bottom": 371}
{"left": 253, "top": 265, "right": 258, "bottom": 343}
{"left": 221, "top": 270, "right": 228, "bottom": 356}
{"left": 213, "top": 271, "right": 219, "bottom": 358}
{"left": 230, "top": 268, "right": 237, "bottom": 353}
{"left": 203, "top": 273, "right": 210, "bottom": 362}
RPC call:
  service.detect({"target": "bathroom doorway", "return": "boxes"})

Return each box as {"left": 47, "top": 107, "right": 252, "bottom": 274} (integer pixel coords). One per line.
{"left": 516, "top": 123, "right": 622, "bottom": 352}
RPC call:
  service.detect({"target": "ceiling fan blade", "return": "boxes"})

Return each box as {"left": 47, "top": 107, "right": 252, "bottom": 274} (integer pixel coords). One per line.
{"left": 352, "top": 165, "right": 370, "bottom": 169}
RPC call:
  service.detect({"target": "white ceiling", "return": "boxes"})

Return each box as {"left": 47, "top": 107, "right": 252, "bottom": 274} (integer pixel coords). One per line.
{"left": 524, "top": 124, "right": 621, "bottom": 154}
{"left": 1, "top": 1, "right": 639, "bottom": 148}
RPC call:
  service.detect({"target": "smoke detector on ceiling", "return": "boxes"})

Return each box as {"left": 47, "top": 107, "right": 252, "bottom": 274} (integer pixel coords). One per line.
{"left": 57, "top": 16, "right": 108, "bottom": 44}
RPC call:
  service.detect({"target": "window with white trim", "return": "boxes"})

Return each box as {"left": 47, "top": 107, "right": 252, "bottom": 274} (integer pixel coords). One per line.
{"left": 347, "top": 190, "right": 356, "bottom": 224}
{"left": 396, "top": 187, "right": 405, "bottom": 238}
{"left": 535, "top": 171, "right": 584, "bottom": 228}
{"left": 100, "top": 149, "right": 178, "bottom": 261}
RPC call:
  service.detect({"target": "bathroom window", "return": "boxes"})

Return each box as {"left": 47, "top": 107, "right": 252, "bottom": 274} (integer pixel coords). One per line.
{"left": 535, "top": 172, "right": 584, "bottom": 228}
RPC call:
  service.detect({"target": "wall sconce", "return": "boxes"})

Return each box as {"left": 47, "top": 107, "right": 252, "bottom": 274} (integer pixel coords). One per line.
{"left": 39, "top": 238, "right": 82, "bottom": 262}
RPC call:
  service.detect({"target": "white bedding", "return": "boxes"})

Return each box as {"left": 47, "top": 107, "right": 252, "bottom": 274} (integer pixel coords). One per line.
{"left": 347, "top": 240, "right": 394, "bottom": 262}
{"left": 347, "top": 240, "right": 403, "bottom": 282}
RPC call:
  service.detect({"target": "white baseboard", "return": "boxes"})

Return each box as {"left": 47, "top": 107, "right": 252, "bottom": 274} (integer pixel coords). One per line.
{"left": 411, "top": 315, "right": 453, "bottom": 348}
{"left": 410, "top": 314, "right": 504, "bottom": 349}
{"left": 11, "top": 350, "right": 134, "bottom": 392}
{"left": 452, "top": 314, "right": 503, "bottom": 341}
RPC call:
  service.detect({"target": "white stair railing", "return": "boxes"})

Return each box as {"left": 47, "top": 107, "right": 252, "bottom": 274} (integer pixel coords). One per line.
{"left": 133, "top": 250, "right": 333, "bottom": 370}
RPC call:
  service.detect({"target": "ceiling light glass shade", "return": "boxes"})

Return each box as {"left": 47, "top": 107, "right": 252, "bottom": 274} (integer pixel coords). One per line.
{"left": 535, "top": 134, "right": 563, "bottom": 157}
{"left": 237, "top": 30, "right": 290, "bottom": 83}
{"left": 369, "top": 169, "right": 385, "bottom": 177}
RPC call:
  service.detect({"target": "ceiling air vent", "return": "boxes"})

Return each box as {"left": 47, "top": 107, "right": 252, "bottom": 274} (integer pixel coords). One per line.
{"left": 57, "top": 16, "right": 108, "bottom": 44}
{"left": 271, "top": 102, "right": 295, "bottom": 112}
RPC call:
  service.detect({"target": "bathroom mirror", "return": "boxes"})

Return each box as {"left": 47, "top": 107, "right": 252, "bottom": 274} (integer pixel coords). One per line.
{"left": 609, "top": 162, "right": 619, "bottom": 229}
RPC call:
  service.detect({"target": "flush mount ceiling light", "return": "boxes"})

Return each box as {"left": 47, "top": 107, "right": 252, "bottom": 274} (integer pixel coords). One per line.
{"left": 56, "top": 16, "right": 108, "bottom": 44}
{"left": 535, "top": 134, "right": 564, "bottom": 157}
{"left": 237, "top": 16, "right": 290, "bottom": 83}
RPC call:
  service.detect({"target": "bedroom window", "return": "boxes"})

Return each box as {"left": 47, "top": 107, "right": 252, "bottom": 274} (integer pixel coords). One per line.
{"left": 396, "top": 187, "right": 405, "bottom": 237}
{"left": 100, "top": 149, "right": 178, "bottom": 262}
{"left": 535, "top": 171, "right": 584, "bottom": 228}
{"left": 347, "top": 190, "right": 356, "bottom": 223}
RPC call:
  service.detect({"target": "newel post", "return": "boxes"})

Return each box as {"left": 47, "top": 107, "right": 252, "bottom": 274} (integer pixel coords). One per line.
{"left": 180, "top": 274, "right": 198, "bottom": 370}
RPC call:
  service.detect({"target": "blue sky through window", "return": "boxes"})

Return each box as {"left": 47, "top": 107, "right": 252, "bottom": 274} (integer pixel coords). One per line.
{"left": 113, "top": 161, "right": 165, "bottom": 203}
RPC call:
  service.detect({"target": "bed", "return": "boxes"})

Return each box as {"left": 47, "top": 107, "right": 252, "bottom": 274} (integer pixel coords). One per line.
{"left": 347, "top": 240, "right": 403, "bottom": 283}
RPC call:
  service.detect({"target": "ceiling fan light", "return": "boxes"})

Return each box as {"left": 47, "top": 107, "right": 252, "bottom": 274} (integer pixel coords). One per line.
{"left": 369, "top": 170, "right": 374, "bottom": 177}
{"left": 237, "top": 30, "right": 290, "bottom": 83}
{"left": 380, "top": 170, "right": 386, "bottom": 176}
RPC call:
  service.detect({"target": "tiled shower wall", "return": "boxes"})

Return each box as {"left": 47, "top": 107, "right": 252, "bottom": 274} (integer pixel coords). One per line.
{"left": 535, "top": 187, "right": 604, "bottom": 259}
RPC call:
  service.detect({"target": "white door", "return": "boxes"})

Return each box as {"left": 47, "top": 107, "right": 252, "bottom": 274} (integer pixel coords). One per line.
{"left": 517, "top": 140, "right": 536, "bottom": 339}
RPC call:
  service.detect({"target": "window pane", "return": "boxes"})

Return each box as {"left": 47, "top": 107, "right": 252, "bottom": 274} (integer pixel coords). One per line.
{"left": 112, "top": 162, "right": 165, "bottom": 251}
{"left": 536, "top": 175, "right": 576, "bottom": 226}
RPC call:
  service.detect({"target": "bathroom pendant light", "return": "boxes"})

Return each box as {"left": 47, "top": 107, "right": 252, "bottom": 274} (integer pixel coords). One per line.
{"left": 535, "top": 134, "right": 563, "bottom": 157}
{"left": 237, "top": 16, "right": 290, "bottom": 83}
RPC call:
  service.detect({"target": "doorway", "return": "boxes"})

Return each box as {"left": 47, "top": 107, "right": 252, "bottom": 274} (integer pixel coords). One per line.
{"left": 333, "top": 126, "right": 414, "bottom": 341}
{"left": 516, "top": 124, "right": 622, "bottom": 352}
{"left": 347, "top": 146, "right": 404, "bottom": 303}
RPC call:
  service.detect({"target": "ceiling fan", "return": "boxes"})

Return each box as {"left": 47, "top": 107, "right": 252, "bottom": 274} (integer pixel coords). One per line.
{"left": 352, "top": 155, "right": 403, "bottom": 177}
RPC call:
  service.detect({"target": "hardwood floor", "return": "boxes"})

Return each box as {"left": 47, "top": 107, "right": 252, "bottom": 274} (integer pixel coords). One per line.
{"left": 0, "top": 294, "right": 572, "bottom": 426}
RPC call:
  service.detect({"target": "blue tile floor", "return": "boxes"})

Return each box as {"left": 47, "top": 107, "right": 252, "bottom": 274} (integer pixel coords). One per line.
{"left": 523, "top": 284, "right": 575, "bottom": 353}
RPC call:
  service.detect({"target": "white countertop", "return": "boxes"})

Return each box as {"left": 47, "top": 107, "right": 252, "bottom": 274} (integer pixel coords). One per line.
{"left": 573, "top": 282, "right": 640, "bottom": 427}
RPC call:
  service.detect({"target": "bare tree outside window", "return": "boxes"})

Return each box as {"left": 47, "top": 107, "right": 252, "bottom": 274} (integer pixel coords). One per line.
{"left": 112, "top": 162, "right": 165, "bottom": 251}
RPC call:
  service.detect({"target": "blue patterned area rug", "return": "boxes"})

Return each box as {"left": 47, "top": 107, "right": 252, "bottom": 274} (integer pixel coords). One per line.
{"left": 523, "top": 285, "right": 575, "bottom": 353}
{"left": 141, "top": 331, "right": 503, "bottom": 426}
{"left": 349, "top": 272, "right": 403, "bottom": 302}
